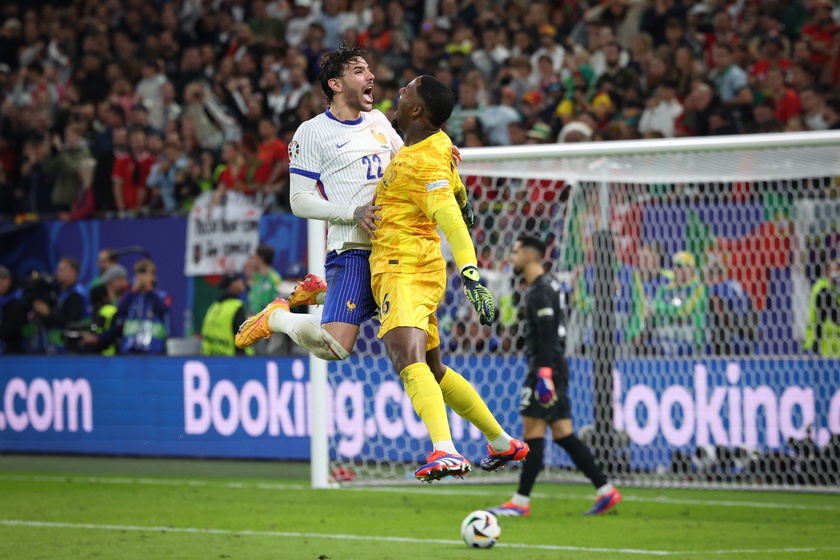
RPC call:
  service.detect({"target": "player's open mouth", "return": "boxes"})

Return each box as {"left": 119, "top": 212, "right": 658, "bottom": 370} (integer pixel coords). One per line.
{"left": 363, "top": 84, "right": 374, "bottom": 104}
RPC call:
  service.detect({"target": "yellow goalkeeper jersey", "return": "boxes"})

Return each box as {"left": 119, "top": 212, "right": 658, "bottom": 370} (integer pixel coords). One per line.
{"left": 370, "top": 130, "right": 462, "bottom": 276}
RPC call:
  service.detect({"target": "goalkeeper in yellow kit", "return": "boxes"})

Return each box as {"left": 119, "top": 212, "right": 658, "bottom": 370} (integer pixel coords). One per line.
{"left": 371, "top": 75, "right": 529, "bottom": 482}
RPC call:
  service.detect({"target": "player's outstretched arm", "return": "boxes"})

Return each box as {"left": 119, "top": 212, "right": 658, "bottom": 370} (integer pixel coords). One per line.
{"left": 289, "top": 173, "right": 357, "bottom": 224}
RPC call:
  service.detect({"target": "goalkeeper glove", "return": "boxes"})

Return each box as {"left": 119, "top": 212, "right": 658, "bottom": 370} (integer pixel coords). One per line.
{"left": 535, "top": 367, "right": 558, "bottom": 408}
{"left": 460, "top": 200, "right": 475, "bottom": 229}
{"left": 461, "top": 265, "right": 496, "bottom": 325}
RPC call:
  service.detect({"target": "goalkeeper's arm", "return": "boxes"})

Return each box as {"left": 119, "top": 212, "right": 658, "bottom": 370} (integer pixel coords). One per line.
{"left": 435, "top": 203, "right": 495, "bottom": 325}
{"left": 452, "top": 171, "right": 475, "bottom": 229}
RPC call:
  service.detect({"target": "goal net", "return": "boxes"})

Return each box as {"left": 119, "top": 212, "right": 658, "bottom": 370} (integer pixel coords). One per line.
{"left": 318, "top": 131, "right": 840, "bottom": 490}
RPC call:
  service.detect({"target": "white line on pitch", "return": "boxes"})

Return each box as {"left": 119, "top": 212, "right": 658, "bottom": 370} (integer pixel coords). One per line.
{"left": 1, "top": 473, "right": 836, "bottom": 512}
{"left": 3, "top": 520, "right": 838, "bottom": 556}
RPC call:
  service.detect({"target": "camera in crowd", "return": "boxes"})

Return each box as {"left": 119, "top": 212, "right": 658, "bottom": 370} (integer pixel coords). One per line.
{"left": 21, "top": 272, "right": 57, "bottom": 307}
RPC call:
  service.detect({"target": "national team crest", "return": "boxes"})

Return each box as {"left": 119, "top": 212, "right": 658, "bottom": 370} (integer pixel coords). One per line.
{"left": 288, "top": 140, "right": 300, "bottom": 160}
{"left": 371, "top": 129, "right": 388, "bottom": 147}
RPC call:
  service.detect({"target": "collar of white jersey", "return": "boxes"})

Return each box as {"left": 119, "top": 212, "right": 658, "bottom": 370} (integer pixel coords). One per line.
{"left": 325, "top": 109, "right": 364, "bottom": 126}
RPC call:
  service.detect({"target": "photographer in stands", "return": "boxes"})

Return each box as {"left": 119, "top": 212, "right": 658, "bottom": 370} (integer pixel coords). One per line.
{"left": 29, "top": 257, "right": 91, "bottom": 354}
{"left": 82, "top": 259, "right": 170, "bottom": 355}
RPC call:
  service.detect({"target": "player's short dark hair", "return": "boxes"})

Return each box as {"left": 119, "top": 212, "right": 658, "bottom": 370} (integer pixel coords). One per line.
{"left": 517, "top": 235, "right": 546, "bottom": 258}
{"left": 256, "top": 244, "right": 274, "bottom": 266}
{"left": 319, "top": 43, "right": 368, "bottom": 104}
{"left": 416, "top": 75, "right": 456, "bottom": 128}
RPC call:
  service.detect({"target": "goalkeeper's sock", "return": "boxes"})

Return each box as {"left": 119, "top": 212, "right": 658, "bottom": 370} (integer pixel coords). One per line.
{"left": 433, "top": 439, "right": 458, "bottom": 454}
{"left": 511, "top": 493, "right": 531, "bottom": 507}
{"left": 401, "top": 362, "right": 453, "bottom": 445}
{"left": 268, "top": 310, "right": 349, "bottom": 361}
{"left": 596, "top": 483, "right": 615, "bottom": 497}
{"left": 516, "top": 438, "right": 545, "bottom": 498}
{"left": 555, "top": 434, "right": 608, "bottom": 489}
{"left": 439, "top": 366, "right": 510, "bottom": 449}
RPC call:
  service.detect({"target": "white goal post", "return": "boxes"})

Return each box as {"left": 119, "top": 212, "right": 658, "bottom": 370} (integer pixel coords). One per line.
{"left": 311, "top": 130, "right": 840, "bottom": 491}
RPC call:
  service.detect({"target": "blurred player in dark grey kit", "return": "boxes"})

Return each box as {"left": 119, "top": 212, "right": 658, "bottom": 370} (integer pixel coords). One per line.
{"left": 488, "top": 235, "right": 621, "bottom": 516}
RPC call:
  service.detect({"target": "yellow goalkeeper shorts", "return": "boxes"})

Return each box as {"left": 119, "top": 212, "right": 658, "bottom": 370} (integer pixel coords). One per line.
{"left": 372, "top": 268, "right": 445, "bottom": 351}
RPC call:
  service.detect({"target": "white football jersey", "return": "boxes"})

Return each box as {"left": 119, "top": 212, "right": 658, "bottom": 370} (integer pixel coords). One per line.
{"left": 288, "top": 109, "right": 403, "bottom": 252}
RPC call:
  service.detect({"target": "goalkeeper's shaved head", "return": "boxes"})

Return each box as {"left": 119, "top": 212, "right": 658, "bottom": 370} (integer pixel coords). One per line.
{"left": 416, "top": 75, "right": 456, "bottom": 128}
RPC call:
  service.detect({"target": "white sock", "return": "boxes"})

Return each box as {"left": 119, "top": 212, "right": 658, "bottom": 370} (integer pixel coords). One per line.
{"left": 489, "top": 433, "right": 513, "bottom": 453}
{"left": 268, "top": 309, "right": 349, "bottom": 361}
{"left": 315, "top": 292, "right": 326, "bottom": 305}
{"left": 433, "top": 440, "right": 458, "bottom": 454}
{"left": 596, "top": 483, "right": 614, "bottom": 497}
{"left": 511, "top": 493, "right": 530, "bottom": 507}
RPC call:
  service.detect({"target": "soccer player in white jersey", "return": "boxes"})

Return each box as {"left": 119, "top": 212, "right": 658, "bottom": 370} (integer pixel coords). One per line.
{"left": 235, "top": 44, "right": 402, "bottom": 359}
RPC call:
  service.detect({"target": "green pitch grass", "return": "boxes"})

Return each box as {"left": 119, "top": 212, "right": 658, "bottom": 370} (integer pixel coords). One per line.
{"left": 1, "top": 455, "right": 838, "bottom": 560}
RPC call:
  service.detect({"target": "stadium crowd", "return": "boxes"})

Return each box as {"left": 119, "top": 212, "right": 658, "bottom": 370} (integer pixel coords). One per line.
{"left": 2, "top": 0, "right": 840, "bottom": 358}
{"left": 0, "top": 0, "right": 839, "bottom": 221}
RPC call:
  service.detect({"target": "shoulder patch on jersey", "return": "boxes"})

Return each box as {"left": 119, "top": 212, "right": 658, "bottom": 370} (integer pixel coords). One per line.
{"left": 288, "top": 140, "right": 300, "bottom": 160}
{"left": 426, "top": 179, "right": 449, "bottom": 192}
{"left": 537, "top": 307, "right": 555, "bottom": 317}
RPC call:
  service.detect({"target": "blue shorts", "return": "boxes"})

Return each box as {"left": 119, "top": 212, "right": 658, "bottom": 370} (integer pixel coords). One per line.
{"left": 322, "top": 249, "right": 377, "bottom": 325}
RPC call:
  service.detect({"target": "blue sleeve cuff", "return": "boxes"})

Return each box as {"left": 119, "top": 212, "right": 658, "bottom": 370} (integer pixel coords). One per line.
{"left": 290, "top": 168, "right": 320, "bottom": 181}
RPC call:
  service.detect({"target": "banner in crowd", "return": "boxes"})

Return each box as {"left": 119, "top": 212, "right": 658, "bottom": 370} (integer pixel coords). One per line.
{"left": 184, "top": 191, "right": 262, "bottom": 276}
{"left": 2, "top": 357, "right": 838, "bottom": 472}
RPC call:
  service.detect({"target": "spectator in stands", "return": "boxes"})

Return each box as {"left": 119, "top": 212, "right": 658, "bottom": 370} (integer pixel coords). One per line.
{"left": 0, "top": 266, "right": 27, "bottom": 355}
{"left": 708, "top": 105, "right": 739, "bottom": 135}
{"left": 800, "top": 86, "right": 829, "bottom": 130}
{"left": 823, "top": 96, "right": 840, "bottom": 129}
{"left": 31, "top": 256, "right": 91, "bottom": 354}
{"left": 710, "top": 43, "right": 753, "bottom": 114}
{"left": 42, "top": 123, "right": 91, "bottom": 213}
{"left": 112, "top": 127, "right": 155, "bottom": 217}
{"left": 647, "top": 251, "right": 707, "bottom": 356}
{"left": 766, "top": 67, "right": 801, "bottom": 125}
{"left": 701, "top": 10, "right": 738, "bottom": 71}
{"left": 17, "top": 135, "right": 55, "bottom": 216}
{"left": 805, "top": 251, "right": 840, "bottom": 357}
{"left": 705, "top": 256, "right": 758, "bottom": 356}
{"left": 147, "top": 80, "right": 181, "bottom": 133}
{"left": 448, "top": 78, "right": 486, "bottom": 145}
{"left": 525, "top": 122, "right": 554, "bottom": 145}
{"left": 257, "top": 117, "right": 289, "bottom": 207}
{"left": 201, "top": 272, "right": 251, "bottom": 356}
{"left": 749, "top": 33, "right": 792, "bottom": 90}
{"left": 745, "top": 96, "right": 784, "bottom": 134}
{"left": 480, "top": 86, "right": 522, "bottom": 146}
{"left": 147, "top": 140, "right": 188, "bottom": 213}
{"left": 249, "top": 0, "right": 286, "bottom": 46}
{"left": 181, "top": 82, "right": 224, "bottom": 152}
{"left": 558, "top": 121, "right": 594, "bottom": 143}
{"left": 800, "top": 0, "right": 838, "bottom": 67}
{"left": 633, "top": 242, "right": 671, "bottom": 349}
{"left": 83, "top": 259, "right": 170, "bottom": 355}
{"left": 639, "top": 79, "right": 683, "bottom": 137}
{"left": 676, "top": 81, "right": 719, "bottom": 137}
{"left": 594, "top": 41, "right": 637, "bottom": 98}
{"left": 58, "top": 157, "right": 97, "bottom": 221}
{"left": 640, "top": 0, "right": 686, "bottom": 47}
